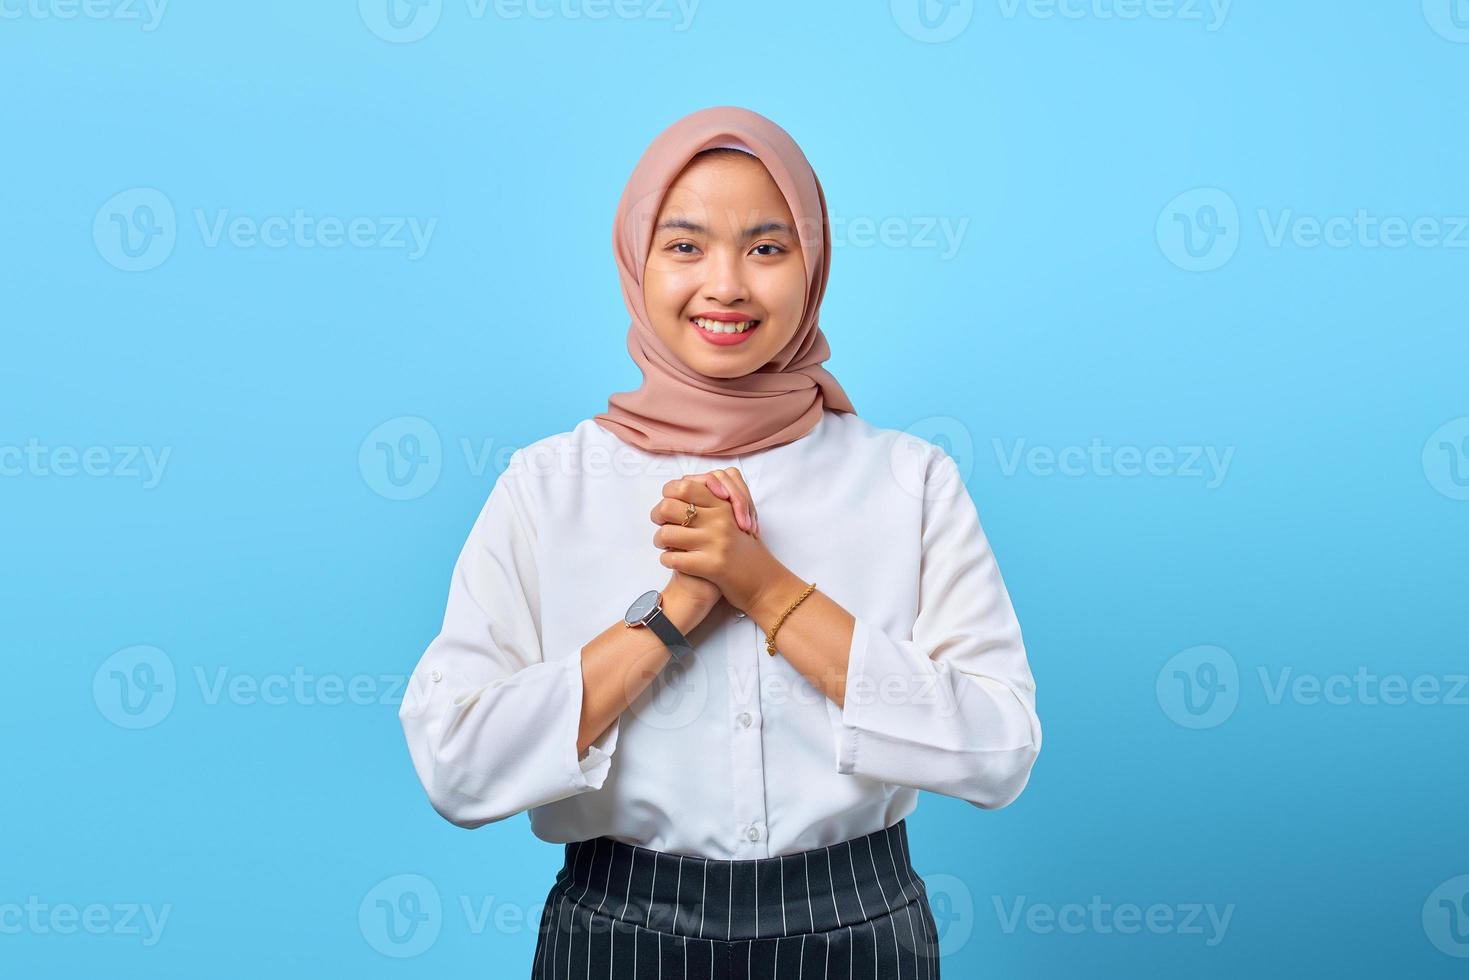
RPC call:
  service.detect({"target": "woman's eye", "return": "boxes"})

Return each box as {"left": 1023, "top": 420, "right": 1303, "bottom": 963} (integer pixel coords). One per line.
{"left": 751, "top": 243, "right": 785, "bottom": 256}
{"left": 669, "top": 242, "right": 699, "bottom": 255}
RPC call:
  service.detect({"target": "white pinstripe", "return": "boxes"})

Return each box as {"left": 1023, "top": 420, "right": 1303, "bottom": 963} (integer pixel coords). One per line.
{"left": 539, "top": 827, "right": 926, "bottom": 979}
{"left": 865, "top": 837, "right": 901, "bottom": 980}
{"left": 647, "top": 854, "right": 658, "bottom": 928}
{"left": 565, "top": 888, "right": 576, "bottom": 980}
{"left": 553, "top": 891, "right": 572, "bottom": 980}
{"left": 591, "top": 840, "right": 614, "bottom": 980}
{"left": 780, "top": 855, "right": 788, "bottom": 936}
{"left": 675, "top": 856, "right": 684, "bottom": 936}
{"left": 904, "top": 902, "right": 920, "bottom": 980}
{"left": 550, "top": 850, "right": 582, "bottom": 980}
{"left": 754, "top": 861, "right": 760, "bottom": 940}
{"left": 698, "top": 857, "right": 707, "bottom": 939}
{"left": 569, "top": 841, "right": 601, "bottom": 980}
{"left": 804, "top": 852, "right": 815, "bottom": 932}
{"left": 882, "top": 827, "right": 907, "bottom": 903}
{"left": 891, "top": 825, "right": 920, "bottom": 902}
{"left": 895, "top": 827, "right": 934, "bottom": 980}
{"left": 614, "top": 848, "right": 636, "bottom": 980}
{"left": 845, "top": 844, "right": 869, "bottom": 921}
{"left": 825, "top": 846, "right": 842, "bottom": 927}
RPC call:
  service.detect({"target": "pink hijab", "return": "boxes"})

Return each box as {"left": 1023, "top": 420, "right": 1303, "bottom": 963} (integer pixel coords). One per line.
{"left": 592, "top": 106, "right": 857, "bottom": 457}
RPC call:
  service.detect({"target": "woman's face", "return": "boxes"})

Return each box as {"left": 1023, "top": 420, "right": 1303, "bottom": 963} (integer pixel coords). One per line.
{"left": 643, "top": 152, "right": 807, "bottom": 379}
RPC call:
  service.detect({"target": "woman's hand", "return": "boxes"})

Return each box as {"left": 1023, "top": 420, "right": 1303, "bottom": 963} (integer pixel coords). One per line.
{"left": 655, "top": 469, "right": 760, "bottom": 611}
{"left": 651, "top": 471, "right": 785, "bottom": 615}
{"left": 701, "top": 468, "right": 759, "bottom": 538}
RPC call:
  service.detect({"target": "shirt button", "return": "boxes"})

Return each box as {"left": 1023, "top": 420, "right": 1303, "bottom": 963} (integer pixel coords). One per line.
{"left": 734, "top": 609, "right": 746, "bottom": 619}
{"left": 736, "top": 711, "right": 752, "bottom": 728}
{"left": 746, "top": 826, "right": 761, "bottom": 842}
{"left": 430, "top": 669, "right": 442, "bottom": 682}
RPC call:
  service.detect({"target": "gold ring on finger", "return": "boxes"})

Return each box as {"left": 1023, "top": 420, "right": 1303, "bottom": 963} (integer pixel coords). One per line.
{"left": 679, "top": 501, "right": 697, "bottom": 527}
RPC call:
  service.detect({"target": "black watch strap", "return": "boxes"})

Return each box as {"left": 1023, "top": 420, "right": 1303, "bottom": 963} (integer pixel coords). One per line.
{"left": 646, "top": 607, "right": 694, "bottom": 661}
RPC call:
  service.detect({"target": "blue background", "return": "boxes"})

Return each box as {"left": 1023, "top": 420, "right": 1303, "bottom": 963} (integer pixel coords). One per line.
{"left": 3, "top": 1, "right": 1466, "bottom": 976}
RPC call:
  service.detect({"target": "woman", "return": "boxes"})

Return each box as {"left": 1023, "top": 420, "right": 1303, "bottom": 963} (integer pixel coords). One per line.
{"left": 398, "top": 105, "right": 1042, "bottom": 979}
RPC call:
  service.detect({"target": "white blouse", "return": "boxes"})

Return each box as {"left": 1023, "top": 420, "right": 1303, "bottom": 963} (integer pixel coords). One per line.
{"left": 398, "top": 409, "right": 1042, "bottom": 859}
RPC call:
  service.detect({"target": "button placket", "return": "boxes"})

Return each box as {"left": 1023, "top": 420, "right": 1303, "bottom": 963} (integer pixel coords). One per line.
{"left": 726, "top": 601, "right": 770, "bottom": 857}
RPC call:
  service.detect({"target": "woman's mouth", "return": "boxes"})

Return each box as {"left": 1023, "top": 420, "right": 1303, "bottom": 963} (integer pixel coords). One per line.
{"left": 691, "top": 315, "right": 761, "bottom": 346}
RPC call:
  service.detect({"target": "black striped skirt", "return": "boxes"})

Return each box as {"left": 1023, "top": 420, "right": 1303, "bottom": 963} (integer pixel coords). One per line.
{"left": 531, "top": 819, "right": 941, "bottom": 979}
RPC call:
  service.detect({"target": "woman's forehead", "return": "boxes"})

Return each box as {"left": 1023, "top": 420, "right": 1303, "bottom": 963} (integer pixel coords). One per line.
{"left": 656, "top": 164, "right": 794, "bottom": 229}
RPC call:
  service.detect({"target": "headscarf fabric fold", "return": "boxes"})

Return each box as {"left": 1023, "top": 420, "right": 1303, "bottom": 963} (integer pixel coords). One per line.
{"left": 592, "top": 106, "right": 857, "bottom": 457}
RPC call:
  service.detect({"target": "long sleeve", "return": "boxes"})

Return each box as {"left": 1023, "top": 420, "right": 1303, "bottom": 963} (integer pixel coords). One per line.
{"left": 825, "top": 448, "right": 1041, "bottom": 809}
{"left": 398, "top": 450, "right": 620, "bottom": 829}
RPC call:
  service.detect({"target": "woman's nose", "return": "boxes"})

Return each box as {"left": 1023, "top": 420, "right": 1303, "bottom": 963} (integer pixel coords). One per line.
{"left": 703, "top": 247, "right": 748, "bottom": 303}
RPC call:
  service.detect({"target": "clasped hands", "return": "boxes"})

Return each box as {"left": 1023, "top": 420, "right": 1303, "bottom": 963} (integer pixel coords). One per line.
{"left": 649, "top": 468, "right": 783, "bottom": 616}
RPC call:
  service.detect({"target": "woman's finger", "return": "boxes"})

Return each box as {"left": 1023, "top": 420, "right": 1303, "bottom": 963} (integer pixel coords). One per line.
{"left": 703, "top": 473, "right": 751, "bottom": 533}
{"left": 714, "top": 467, "right": 759, "bottom": 538}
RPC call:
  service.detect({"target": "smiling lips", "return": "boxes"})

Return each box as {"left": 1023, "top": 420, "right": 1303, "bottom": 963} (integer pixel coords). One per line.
{"left": 690, "top": 313, "right": 761, "bottom": 346}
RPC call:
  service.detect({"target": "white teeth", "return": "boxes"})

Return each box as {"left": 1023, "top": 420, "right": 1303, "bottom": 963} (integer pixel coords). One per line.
{"left": 693, "top": 316, "right": 757, "bottom": 334}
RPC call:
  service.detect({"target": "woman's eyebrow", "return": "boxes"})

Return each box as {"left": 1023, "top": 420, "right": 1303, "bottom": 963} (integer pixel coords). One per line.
{"left": 657, "top": 217, "right": 794, "bottom": 238}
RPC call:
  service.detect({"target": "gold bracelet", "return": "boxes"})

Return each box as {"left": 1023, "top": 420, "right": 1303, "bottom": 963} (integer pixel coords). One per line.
{"left": 765, "top": 581, "right": 816, "bottom": 657}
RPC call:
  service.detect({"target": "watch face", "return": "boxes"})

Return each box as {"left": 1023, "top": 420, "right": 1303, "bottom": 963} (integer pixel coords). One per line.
{"left": 624, "top": 589, "right": 661, "bottom": 626}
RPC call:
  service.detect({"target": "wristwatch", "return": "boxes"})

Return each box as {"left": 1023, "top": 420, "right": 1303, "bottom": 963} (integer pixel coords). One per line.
{"left": 624, "top": 589, "right": 694, "bottom": 661}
